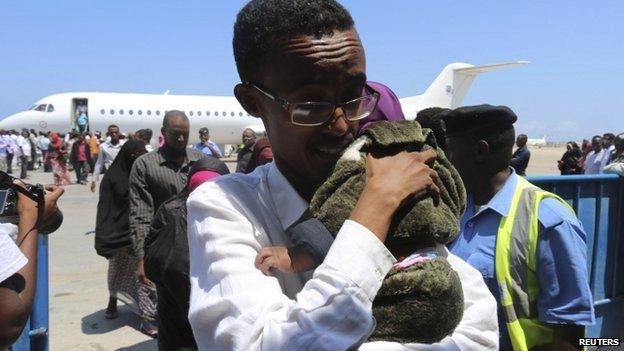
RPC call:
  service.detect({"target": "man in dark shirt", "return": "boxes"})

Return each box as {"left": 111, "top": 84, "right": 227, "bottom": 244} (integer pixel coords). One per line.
{"left": 130, "top": 110, "right": 205, "bottom": 286}
{"left": 510, "top": 133, "right": 530, "bottom": 176}
{"left": 235, "top": 128, "right": 257, "bottom": 173}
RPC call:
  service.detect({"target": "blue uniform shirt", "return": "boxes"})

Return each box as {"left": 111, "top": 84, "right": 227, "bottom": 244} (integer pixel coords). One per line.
{"left": 195, "top": 141, "right": 222, "bottom": 158}
{"left": 448, "top": 169, "right": 595, "bottom": 349}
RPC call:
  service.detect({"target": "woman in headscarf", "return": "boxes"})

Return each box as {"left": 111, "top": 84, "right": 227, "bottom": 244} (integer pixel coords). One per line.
{"left": 94, "top": 140, "right": 158, "bottom": 338}
{"left": 558, "top": 141, "right": 584, "bottom": 175}
{"left": 48, "top": 132, "right": 71, "bottom": 185}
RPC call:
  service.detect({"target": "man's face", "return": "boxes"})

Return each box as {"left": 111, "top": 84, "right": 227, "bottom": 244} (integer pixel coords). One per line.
{"left": 108, "top": 127, "right": 120, "bottom": 143}
{"left": 199, "top": 132, "right": 209, "bottom": 143}
{"left": 242, "top": 130, "right": 257, "bottom": 148}
{"left": 163, "top": 117, "right": 190, "bottom": 150}
{"left": 592, "top": 137, "right": 603, "bottom": 152}
{"left": 240, "top": 29, "right": 366, "bottom": 186}
{"left": 516, "top": 136, "right": 527, "bottom": 148}
{"left": 603, "top": 135, "right": 614, "bottom": 148}
{"left": 445, "top": 135, "right": 479, "bottom": 186}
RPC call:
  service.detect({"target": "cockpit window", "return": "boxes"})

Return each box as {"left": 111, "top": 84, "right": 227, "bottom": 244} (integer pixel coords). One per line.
{"left": 34, "top": 104, "right": 47, "bottom": 112}
{"left": 28, "top": 105, "right": 37, "bottom": 110}
{"left": 47, "top": 105, "right": 54, "bottom": 112}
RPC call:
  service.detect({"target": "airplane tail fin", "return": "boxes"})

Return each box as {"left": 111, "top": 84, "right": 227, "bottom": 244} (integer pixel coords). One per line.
{"left": 399, "top": 61, "right": 529, "bottom": 118}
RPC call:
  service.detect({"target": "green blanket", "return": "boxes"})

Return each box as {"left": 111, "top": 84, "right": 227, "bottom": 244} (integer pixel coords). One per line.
{"left": 309, "top": 120, "right": 467, "bottom": 343}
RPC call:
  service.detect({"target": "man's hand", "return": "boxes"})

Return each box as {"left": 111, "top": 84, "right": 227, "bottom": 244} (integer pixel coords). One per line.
{"left": 136, "top": 260, "right": 153, "bottom": 285}
{"left": 350, "top": 150, "right": 440, "bottom": 242}
{"left": 255, "top": 246, "right": 293, "bottom": 276}
{"left": 90, "top": 181, "right": 96, "bottom": 193}
{"left": 15, "top": 182, "right": 64, "bottom": 228}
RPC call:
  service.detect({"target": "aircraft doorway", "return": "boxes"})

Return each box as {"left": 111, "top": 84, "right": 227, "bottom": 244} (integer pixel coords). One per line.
{"left": 72, "top": 98, "right": 89, "bottom": 134}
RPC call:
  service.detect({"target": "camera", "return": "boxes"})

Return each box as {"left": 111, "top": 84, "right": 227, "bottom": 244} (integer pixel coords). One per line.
{"left": 0, "top": 171, "right": 63, "bottom": 234}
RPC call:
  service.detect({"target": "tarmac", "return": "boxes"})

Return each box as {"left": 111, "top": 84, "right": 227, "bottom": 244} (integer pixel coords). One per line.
{"left": 30, "top": 148, "right": 562, "bottom": 350}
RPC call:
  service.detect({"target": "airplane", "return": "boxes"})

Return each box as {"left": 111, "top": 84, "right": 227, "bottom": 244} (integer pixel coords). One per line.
{"left": 0, "top": 61, "right": 528, "bottom": 145}
{"left": 527, "top": 135, "right": 547, "bottom": 148}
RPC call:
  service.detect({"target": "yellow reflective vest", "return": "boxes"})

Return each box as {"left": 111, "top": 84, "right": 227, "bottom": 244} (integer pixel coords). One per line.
{"left": 495, "top": 176, "right": 574, "bottom": 351}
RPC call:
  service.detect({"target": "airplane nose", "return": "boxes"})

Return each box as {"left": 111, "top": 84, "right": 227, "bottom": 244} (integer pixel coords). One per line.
{"left": 0, "top": 113, "right": 27, "bottom": 130}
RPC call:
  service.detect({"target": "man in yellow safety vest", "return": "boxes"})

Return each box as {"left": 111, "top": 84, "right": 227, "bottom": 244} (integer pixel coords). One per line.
{"left": 443, "top": 105, "right": 595, "bottom": 350}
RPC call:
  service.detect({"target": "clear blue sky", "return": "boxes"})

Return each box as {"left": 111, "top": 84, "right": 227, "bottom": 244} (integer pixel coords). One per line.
{"left": 1, "top": 1, "right": 622, "bottom": 141}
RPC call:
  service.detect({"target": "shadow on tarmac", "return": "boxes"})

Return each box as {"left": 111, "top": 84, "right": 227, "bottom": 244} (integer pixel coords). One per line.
{"left": 117, "top": 339, "right": 157, "bottom": 351}
{"left": 81, "top": 304, "right": 144, "bottom": 335}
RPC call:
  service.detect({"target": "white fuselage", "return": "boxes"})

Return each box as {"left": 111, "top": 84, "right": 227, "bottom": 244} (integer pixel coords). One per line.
{"left": 0, "top": 92, "right": 264, "bottom": 145}
{"left": 0, "top": 61, "right": 528, "bottom": 145}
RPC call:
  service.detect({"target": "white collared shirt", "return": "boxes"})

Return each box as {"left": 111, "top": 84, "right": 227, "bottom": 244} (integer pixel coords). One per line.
{"left": 187, "top": 162, "right": 498, "bottom": 351}
{"left": 585, "top": 149, "right": 609, "bottom": 174}
{"left": 91, "top": 140, "right": 125, "bottom": 181}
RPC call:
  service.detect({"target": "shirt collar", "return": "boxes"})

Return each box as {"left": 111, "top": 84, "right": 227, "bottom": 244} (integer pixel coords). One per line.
{"left": 266, "top": 162, "right": 309, "bottom": 231}
{"left": 470, "top": 168, "right": 518, "bottom": 217}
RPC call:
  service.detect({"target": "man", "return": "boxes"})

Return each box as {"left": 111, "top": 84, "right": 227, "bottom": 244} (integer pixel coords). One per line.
{"left": 5, "top": 131, "right": 16, "bottom": 174}
{"left": 510, "top": 134, "right": 530, "bottom": 176}
{"left": 186, "top": 1, "right": 498, "bottom": 350}
{"left": 235, "top": 128, "right": 257, "bottom": 173}
{"left": 90, "top": 125, "right": 125, "bottom": 192}
{"left": 16, "top": 129, "right": 31, "bottom": 179}
{"left": 604, "top": 132, "right": 624, "bottom": 175}
{"left": 129, "top": 111, "right": 204, "bottom": 306}
{"left": 135, "top": 129, "right": 154, "bottom": 152}
{"left": 603, "top": 132, "right": 615, "bottom": 153}
{"left": 584, "top": 135, "right": 609, "bottom": 174}
{"left": 0, "top": 131, "right": 8, "bottom": 172}
{"left": 28, "top": 129, "right": 38, "bottom": 170}
{"left": 444, "top": 105, "right": 594, "bottom": 350}
{"left": 194, "top": 127, "right": 222, "bottom": 158}
{"left": 70, "top": 134, "right": 92, "bottom": 184}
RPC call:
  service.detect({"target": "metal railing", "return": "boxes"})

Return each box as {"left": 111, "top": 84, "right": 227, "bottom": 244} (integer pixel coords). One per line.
{"left": 528, "top": 174, "right": 624, "bottom": 338}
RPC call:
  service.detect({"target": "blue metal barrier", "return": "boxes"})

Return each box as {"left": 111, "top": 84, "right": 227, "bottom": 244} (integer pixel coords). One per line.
{"left": 527, "top": 174, "right": 624, "bottom": 338}
{"left": 11, "top": 234, "right": 49, "bottom": 351}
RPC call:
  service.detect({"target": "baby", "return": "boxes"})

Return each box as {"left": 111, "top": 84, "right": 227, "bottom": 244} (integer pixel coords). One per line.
{"left": 255, "top": 120, "right": 467, "bottom": 343}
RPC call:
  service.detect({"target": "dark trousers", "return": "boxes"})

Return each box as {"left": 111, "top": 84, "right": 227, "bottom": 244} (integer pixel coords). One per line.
{"left": 74, "top": 161, "right": 88, "bottom": 183}
{"left": 6, "top": 153, "right": 13, "bottom": 174}
{"left": 20, "top": 156, "right": 28, "bottom": 179}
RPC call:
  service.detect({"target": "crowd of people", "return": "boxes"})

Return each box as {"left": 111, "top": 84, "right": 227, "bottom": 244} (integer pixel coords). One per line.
{"left": 1, "top": 0, "right": 620, "bottom": 350}
{"left": 556, "top": 133, "right": 624, "bottom": 175}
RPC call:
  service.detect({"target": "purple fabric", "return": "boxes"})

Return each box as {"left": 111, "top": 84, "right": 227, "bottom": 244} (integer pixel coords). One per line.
{"left": 357, "top": 81, "right": 406, "bottom": 135}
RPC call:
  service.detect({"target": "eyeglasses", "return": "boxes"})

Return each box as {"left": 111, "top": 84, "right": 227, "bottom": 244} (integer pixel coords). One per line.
{"left": 249, "top": 83, "right": 379, "bottom": 127}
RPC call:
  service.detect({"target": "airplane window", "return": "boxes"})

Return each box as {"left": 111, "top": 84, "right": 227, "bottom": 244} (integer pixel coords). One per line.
{"left": 129, "top": 110, "right": 134, "bottom": 115}
{"left": 189, "top": 111, "right": 194, "bottom": 116}
{"left": 35, "top": 104, "right": 47, "bottom": 112}
{"left": 230, "top": 112, "right": 235, "bottom": 117}
{"left": 206, "top": 111, "right": 210, "bottom": 116}
{"left": 120, "top": 109, "right": 124, "bottom": 115}
{"left": 100, "top": 109, "right": 105, "bottom": 115}
{"left": 47, "top": 105, "right": 55, "bottom": 112}
{"left": 156, "top": 110, "right": 161, "bottom": 116}
{"left": 222, "top": 111, "right": 226, "bottom": 116}
{"left": 198, "top": 111, "right": 202, "bottom": 116}
{"left": 29, "top": 105, "right": 37, "bottom": 110}
{"left": 110, "top": 109, "right": 115, "bottom": 114}
{"left": 147, "top": 110, "right": 151, "bottom": 115}
{"left": 138, "top": 110, "right": 143, "bottom": 115}
{"left": 214, "top": 112, "right": 218, "bottom": 116}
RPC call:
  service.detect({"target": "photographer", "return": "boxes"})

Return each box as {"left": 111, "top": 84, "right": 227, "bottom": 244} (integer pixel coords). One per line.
{"left": 0, "top": 180, "right": 64, "bottom": 348}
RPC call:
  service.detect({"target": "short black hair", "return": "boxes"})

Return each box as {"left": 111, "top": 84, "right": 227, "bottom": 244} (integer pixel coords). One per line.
{"left": 592, "top": 135, "right": 602, "bottom": 142}
{"left": 233, "top": 0, "right": 354, "bottom": 82}
{"left": 108, "top": 124, "right": 119, "bottom": 131}
{"left": 163, "top": 110, "right": 188, "bottom": 128}
{"left": 603, "top": 133, "right": 615, "bottom": 140}
{"left": 517, "top": 134, "right": 528, "bottom": 141}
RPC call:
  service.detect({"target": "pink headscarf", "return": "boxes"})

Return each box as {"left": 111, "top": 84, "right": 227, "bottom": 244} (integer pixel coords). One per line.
{"left": 188, "top": 170, "right": 222, "bottom": 192}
